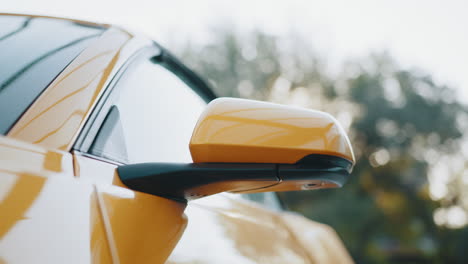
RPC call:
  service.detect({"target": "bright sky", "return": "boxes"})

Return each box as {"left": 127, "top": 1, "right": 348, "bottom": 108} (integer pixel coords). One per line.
{"left": 4, "top": 0, "right": 468, "bottom": 101}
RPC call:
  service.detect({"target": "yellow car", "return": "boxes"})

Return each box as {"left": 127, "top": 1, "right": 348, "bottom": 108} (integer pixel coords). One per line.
{"left": 0, "top": 13, "right": 355, "bottom": 264}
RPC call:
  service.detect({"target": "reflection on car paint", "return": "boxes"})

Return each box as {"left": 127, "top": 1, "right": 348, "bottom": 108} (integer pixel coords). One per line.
{"left": 190, "top": 98, "right": 354, "bottom": 164}
{"left": 7, "top": 28, "right": 133, "bottom": 151}
{"left": 0, "top": 137, "right": 113, "bottom": 263}
{"left": 167, "top": 194, "right": 310, "bottom": 264}
{"left": 0, "top": 16, "right": 104, "bottom": 134}
{"left": 75, "top": 154, "right": 188, "bottom": 264}
{"left": 281, "top": 213, "right": 354, "bottom": 264}
{"left": 0, "top": 17, "right": 32, "bottom": 41}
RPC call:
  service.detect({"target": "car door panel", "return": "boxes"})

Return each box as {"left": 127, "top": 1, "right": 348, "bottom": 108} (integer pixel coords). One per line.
{"left": 280, "top": 213, "right": 354, "bottom": 264}
{"left": 166, "top": 194, "right": 311, "bottom": 264}
{"left": 74, "top": 153, "right": 188, "bottom": 264}
{"left": 0, "top": 137, "right": 113, "bottom": 264}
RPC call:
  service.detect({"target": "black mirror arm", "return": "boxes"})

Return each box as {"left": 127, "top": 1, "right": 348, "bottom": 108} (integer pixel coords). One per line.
{"left": 117, "top": 154, "right": 352, "bottom": 203}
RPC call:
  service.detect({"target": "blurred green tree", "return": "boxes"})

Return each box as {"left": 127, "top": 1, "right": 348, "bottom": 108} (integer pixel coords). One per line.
{"left": 176, "top": 29, "right": 468, "bottom": 264}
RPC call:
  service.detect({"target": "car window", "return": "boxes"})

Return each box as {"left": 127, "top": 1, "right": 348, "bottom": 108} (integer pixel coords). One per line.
{"left": 0, "top": 15, "right": 104, "bottom": 135}
{"left": 89, "top": 56, "right": 207, "bottom": 164}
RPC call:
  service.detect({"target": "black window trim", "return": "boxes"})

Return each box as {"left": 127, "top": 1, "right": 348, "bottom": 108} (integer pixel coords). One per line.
{"left": 73, "top": 43, "right": 217, "bottom": 161}
{"left": 73, "top": 46, "right": 155, "bottom": 154}
{"left": 152, "top": 46, "right": 217, "bottom": 102}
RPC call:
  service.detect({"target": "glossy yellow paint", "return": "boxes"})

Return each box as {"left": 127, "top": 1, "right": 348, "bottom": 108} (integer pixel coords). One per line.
{"left": 168, "top": 194, "right": 311, "bottom": 264}
{"left": 170, "top": 194, "right": 354, "bottom": 264}
{"left": 280, "top": 213, "right": 354, "bottom": 264}
{"left": 190, "top": 97, "right": 355, "bottom": 164}
{"left": 99, "top": 186, "right": 187, "bottom": 264}
{"left": 7, "top": 27, "right": 152, "bottom": 151}
{"left": 0, "top": 136, "right": 112, "bottom": 263}
{"left": 74, "top": 154, "right": 188, "bottom": 264}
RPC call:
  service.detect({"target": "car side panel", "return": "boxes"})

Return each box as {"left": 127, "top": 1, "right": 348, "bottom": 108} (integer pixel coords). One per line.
{"left": 74, "top": 154, "right": 188, "bottom": 264}
{"left": 280, "top": 213, "right": 355, "bottom": 264}
{"left": 166, "top": 194, "right": 312, "bottom": 264}
{"left": 0, "top": 136, "right": 113, "bottom": 264}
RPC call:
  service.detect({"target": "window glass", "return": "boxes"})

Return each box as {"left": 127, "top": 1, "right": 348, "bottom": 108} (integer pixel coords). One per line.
{"left": 89, "top": 106, "right": 128, "bottom": 163}
{"left": 90, "top": 58, "right": 207, "bottom": 164}
{"left": 0, "top": 15, "right": 104, "bottom": 134}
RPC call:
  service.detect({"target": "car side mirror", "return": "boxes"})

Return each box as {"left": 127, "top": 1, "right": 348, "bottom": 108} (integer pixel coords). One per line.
{"left": 117, "top": 98, "right": 355, "bottom": 202}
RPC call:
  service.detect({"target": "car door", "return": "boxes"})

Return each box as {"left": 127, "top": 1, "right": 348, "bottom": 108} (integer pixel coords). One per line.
{"left": 73, "top": 46, "right": 314, "bottom": 263}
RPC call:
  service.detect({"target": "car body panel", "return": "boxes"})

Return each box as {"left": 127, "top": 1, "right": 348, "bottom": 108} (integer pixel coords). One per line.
{"left": 0, "top": 136, "right": 112, "bottom": 264}
{"left": 281, "top": 213, "right": 354, "bottom": 264}
{"left": 167, "top": 195, "right": 311, "bottom": 264}
{"left": 74, "top": 154, "right": 188, "bottom": 264}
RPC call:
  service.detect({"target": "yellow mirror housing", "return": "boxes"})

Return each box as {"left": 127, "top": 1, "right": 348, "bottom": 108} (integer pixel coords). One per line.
{"left": 190, "top": 98, "right": 355, "bottom": 164}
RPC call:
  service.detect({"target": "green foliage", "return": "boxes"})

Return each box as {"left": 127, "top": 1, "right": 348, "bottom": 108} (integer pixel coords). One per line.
{"left": 177, "top": 30, "right": 468, "bottom": 264}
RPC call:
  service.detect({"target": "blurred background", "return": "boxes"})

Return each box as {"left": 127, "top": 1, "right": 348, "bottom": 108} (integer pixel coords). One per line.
{"left": 4, "top": 0, "right": 468, "bottom": 263}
